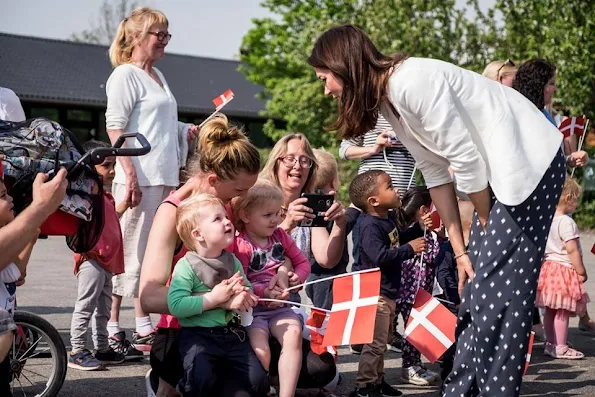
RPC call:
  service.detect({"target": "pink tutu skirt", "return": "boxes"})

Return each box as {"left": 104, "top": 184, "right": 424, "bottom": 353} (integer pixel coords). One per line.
{"left": 536, "top": 260, "right": 590, "bottom": 316}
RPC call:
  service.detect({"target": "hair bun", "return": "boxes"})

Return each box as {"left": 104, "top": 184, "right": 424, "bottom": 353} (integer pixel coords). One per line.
{"left": 199, "top": 114, "right": 244, "bottom": 148}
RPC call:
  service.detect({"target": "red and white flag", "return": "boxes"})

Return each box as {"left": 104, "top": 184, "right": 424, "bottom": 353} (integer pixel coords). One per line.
{"left": 429, "top": 203, "right": 442, "bottom": 231}
{"left": 213, "top": 89, "right": 234, "bottom": 111}
{"left": 305, "top": 308, "right": 337, "bottom": 358}
{"left": 322, "top": 270, "right": 381, "bottom": 347}
{"left": 403, "top": 289, "right": 456, "bottom": 363}
{"left": 559, "top": 116, "right": 586, "bottom": 138}
{"left": 524, "top": 331, "right": 535, "bottom": 376}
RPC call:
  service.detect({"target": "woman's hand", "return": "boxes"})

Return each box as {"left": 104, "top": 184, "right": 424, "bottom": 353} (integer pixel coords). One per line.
{"left": 567, "top": 150, "right": 589, "bottom": 168}
{"left": 456, "top": 254, "right": 474, "bottom": 297}
{"left": 371, "top": 130, "right": 395, "bottom": 154}
{"left": 125, "top": 172, "right": 142, "bottom": 208}
{"left": 263, "top": 284, "right": 289, "bottom": 308}
{"left": 283, "top": 197, "right": 315, "bottom": 230}
{"left": 323, "top": 192, "right": 346, "bottom": 223}
{"left": 187, "top": 125, "right": 199, "bottom": 141}
{"left": 419, "top": 212, "right": 433, "bottom": 230}
{"left": 287, "top": 271, "right": 301, "bottom": 289}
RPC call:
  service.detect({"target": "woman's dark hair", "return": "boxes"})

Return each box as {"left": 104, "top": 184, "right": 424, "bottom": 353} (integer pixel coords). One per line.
{"left": 307, "top": 24, "right": 407, "bottom": 140}
{"left": 512, "top": 59, "right": 556, "bottom": 110}
{"left": 395, "top": 186, "right": 432, "bottom": 230}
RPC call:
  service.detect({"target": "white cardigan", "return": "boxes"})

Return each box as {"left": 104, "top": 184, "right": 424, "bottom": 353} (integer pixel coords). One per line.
{"left": 381, "top": 57, "right": 562, "bottom": 206}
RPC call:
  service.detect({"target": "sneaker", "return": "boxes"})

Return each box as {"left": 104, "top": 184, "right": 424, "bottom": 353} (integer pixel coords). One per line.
{"left": 401, "top": 365, "right": 435, "bottom": 386}
{"left": 355, "top": 383, "right": 383, "bottom": 397}
{"left": 268, "top": 386, "right": 277, "bottom": 396}
{"left": 387, "top": 333, "right": 403, "bottom": 353}
{"left": 145, "top": 369, "right": 157, "bottom": 397}
{"left": 94, "top": 347, "right": 125, "bottom": 364}
{"left": 380, "top": 379, "right": 403, "bottom": 396}
{"left": 421, "top": 367, "right": 441, "bottom": 382}
{"left": 132, "top": 330, "right": 156, "bottom": 352}
{"left": 110, "top": 331, "right": 145, "bottom": 360}
{"left": 68, "top": 349, "right": 104, "bottom": 371}
{"left": 350, "top": 344, "right": 363, "bottom": 355}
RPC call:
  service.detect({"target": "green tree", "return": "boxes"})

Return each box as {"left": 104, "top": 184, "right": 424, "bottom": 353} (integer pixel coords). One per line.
{"left": 240, "top": 0, "right": 494, "bottom": 148}
{"left": 70, "top": 0, "right": 138, "bottom": 45}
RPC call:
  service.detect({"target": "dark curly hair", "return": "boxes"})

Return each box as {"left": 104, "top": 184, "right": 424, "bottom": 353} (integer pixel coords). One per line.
{"left": 349, "top": 169, "right": 386, "bottom": 212}
{"left": 512, "top": 59, "right": 556, "bottom": 110}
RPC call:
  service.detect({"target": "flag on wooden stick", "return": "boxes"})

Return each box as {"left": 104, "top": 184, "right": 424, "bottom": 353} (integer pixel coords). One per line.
{"left": 322, "top": 269, "right": 381, "bottom": 347}
{"left": 559, "top": 116, "right": 586, "bottom": 138}
{"left": 213, "top": 89, "right": 234, "bottom": 111}
{"left": 524, "top": 331, "right": 535, "bottom": 376}
{"left": 305, "top": 308, "right": 337, "bottom": 357}
{"left": 403, "top": 289, "right": 457, "bottom": 363}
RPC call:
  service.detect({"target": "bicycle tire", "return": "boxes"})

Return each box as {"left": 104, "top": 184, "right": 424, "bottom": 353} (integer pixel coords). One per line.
{"left": 12, "top": 311, "right": 67, "bottom": 397}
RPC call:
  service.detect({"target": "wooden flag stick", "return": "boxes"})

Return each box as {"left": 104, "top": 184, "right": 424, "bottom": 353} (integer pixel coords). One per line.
{"left": 571, "top": 117, "right": 590, "bottom": 178}
{"left": 284, "top": 267, "right": 379, "bottom": 293}
{"left": 259, "top": 299, "right": 331, "bottom": 313}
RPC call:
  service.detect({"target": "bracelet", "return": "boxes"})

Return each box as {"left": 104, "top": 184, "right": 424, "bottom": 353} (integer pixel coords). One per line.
{"left": 454, "top": 250, "right": 469, "bottom": 260}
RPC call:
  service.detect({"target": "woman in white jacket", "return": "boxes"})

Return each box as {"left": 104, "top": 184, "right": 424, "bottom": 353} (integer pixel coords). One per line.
{"left": 308, "top": 25, "right": 565, "bottom": 397}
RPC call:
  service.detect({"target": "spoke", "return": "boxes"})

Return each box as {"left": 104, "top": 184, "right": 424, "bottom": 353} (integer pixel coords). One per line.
{"left": 14, "top": 375, "right": 27, "bottom": 397}
{"left": 17, "top": 336, "right": 43, "bottom": 360}
{"left": 22, "top": 366, "right": 48, "bottom": 379}
{"left": 19, "top": 347, "right": 50, "bottom": 361}
{"left": 19, "top": 370, "right": 36, "bottom": 387}
{"left": 12, "top": 331, "right": 17, "bottom": 361}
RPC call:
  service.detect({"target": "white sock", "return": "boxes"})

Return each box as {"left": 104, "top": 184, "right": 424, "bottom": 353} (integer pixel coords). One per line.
{"left": 107, "top": 321, "right": 120, "bottom": 337}
{"left": 135, "top": 316, "right": 153, "bottom": 336}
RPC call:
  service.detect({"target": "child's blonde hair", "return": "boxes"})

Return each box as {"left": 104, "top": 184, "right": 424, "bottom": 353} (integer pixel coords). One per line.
{"left": 232, "top": 179, "right": 283, "bottom": 231}
{"left": 313, "top": 148, "right": 338, "bottom": 191}
{"left": 176, "top": 193, "right": 225, "bottom": 250}
{"left": 559, "top": 177, "right": 582, "bottom": 205}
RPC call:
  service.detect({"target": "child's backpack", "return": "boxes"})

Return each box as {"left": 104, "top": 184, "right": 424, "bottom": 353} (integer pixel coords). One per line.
{"left": 0, "top": 118, "right": 104, "bottom": 253}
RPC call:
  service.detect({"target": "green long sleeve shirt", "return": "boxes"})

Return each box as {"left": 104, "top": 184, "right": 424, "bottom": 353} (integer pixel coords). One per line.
{"left": 167, "top": 255, "right": 252, "bottom": 327}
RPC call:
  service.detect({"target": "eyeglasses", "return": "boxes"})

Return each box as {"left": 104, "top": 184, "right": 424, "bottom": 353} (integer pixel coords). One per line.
{"left": 496, "top": 58, "right": 515, "bottom": 80}
{"left": 147, "top": 31, "right": 172, "bottom": 42}
{"left": 279, "top": 155, "right": 313, "bottom": 169}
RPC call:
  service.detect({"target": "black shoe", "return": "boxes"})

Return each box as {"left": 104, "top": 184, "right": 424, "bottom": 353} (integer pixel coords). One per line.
{"left": 110, "top": 331, "right": 145, "bottom": 360}
{"left": 389, "top": 332, "right": 403, "bottom": 350}
{"left": 380, "top": 380, "right": 402, "bottom": 396}
{"left": 355, "top": 384, "right": 383, "bottom": 397}
{"left": 93, "top": 347, "right": 125, "bottom": 364}
{"left": 350, "top": 344, "right": 363, "bottom": 354}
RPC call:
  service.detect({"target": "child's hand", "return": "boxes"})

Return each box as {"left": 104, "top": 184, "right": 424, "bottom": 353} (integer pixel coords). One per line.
{"left": 263, "top": 285, "right": 289, "bottom": 308}
{"left": 408, "top": 237, "right": 426, "bottom": 254}
{"left": 287, "top": 271, "right": 302, "bottom": 291}
{"left": 420, "top": 212, "right": 433, "bottom": 230}
{"left": 209, "top": 272, "right": 243, "bottom": 306}
{"left": 269, "top": 270, "right": 289, "bottom": 291}
{"left": 223, "top": 291, "right": 258, "bottom": 311}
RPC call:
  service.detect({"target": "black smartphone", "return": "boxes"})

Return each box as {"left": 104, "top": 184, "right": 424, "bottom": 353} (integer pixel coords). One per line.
{"left": 299, "top": 193, "right": 334, "bottom": 227}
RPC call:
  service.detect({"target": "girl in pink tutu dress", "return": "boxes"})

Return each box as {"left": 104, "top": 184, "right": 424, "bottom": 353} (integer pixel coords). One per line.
{"left": 536, "top": 178, "right": 590, "bottom": 359}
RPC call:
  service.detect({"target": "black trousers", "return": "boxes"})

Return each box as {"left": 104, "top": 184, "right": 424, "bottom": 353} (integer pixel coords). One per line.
{"left": 443, "top": 151, "right": 565, "bottom": 397}
{"left": 0, "top": 355, "right": 11, "bottom": 397}
{"left": 178, "top": 326, "right": 269, "bottom": 397}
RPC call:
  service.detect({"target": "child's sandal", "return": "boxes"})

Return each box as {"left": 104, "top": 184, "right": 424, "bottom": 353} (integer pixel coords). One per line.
{"left": 553, "top": 345, "right": 584, "bottom": 360}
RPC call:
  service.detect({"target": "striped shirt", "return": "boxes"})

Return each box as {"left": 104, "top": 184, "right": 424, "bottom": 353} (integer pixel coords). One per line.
{"left": 339, "top": 114, "right": 416, "bottom": 195}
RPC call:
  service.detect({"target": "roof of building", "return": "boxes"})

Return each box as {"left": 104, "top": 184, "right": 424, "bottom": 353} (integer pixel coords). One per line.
{"left": 0, "top": 33, "right": 266, "bottom": 118}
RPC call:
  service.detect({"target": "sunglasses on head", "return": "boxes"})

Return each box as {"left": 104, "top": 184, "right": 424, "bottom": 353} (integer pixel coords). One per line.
{"left": 496, "top": 59, "right": 515, "bottom": 79}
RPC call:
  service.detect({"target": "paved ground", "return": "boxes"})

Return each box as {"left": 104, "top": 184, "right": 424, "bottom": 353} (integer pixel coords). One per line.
{"left": 14, "top": 232, "right": 595, "bottom": 397}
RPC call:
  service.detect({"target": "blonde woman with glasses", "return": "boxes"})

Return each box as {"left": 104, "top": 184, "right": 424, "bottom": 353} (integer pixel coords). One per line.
{"left": 482, "top": 59, "right": 517, "bottom": 87}
{"left": 105, "top": 7, "right": 199, "bottom": 354}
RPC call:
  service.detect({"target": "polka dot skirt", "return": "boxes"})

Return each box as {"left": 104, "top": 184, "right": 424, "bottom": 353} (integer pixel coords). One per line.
{"left": 442, "top": 150, "right": 565, "bottom": 397}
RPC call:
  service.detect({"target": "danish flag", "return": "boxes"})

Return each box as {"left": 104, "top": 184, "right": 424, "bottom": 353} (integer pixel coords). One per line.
{"left": 403, "top": 289, "right": 456, "bottom": 363}
{"left": 213, "top": 89, "right": 234, "bottom": 111}
{"left": 305, "top": 308, "right": 337, "bottom": 358}
{"left": 524, "top": 331, "right": 535, "bottom": 376}
{"left": 429, "top": 203, "right": 442, "bottom": 231}
{"left": 559, "top": 116, "right": 586, "bottom": 138}
{"left": 322, "top": 270, "right": 381, "bottom": 347}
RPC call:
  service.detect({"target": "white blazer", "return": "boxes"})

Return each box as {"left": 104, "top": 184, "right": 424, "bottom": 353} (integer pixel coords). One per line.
{"left": 380, "top": 57, "right": 562, "bottom": 206}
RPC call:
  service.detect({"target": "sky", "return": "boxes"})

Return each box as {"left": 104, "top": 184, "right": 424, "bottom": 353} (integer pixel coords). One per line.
{"left": 0, "top": 0, "right": 494, "bottom": 60}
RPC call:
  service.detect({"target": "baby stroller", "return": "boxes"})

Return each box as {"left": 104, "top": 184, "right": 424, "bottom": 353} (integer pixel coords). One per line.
{"left": 0, "top": 117, "right": 150, "bottom": 252}
{"left": 0, "top": 118, "right": 150, "bottom": 397}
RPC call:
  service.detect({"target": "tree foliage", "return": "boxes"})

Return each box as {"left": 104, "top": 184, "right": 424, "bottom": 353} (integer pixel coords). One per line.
{"left": 70, "top": 0, "right": 138, "bottom": 45}
{"left": 240, "top": 0, "right": 594, "bottom": 145}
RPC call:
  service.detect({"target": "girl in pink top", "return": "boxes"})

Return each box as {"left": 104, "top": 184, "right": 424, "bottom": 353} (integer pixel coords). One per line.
{"left": 233, "top": 179, "right": 310, "bottom": 397}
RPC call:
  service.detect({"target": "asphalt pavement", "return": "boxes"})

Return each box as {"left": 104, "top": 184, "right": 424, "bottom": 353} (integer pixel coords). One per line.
{"left": 15, "top": 233, "right": 595, "bottom": 397}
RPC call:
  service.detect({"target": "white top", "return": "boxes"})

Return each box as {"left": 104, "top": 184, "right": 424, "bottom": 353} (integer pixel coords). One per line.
{"left": 381, "top": 57, "right": 563, "bottom": 206}
{"left": 0, "top": 263, "right": 20, "bottom": 313}
{"left": 105, "top": 64, "right": 188, "bottom": 187}
{"left": 0, "top": 87, "right": 26, "bottom": 122}
{"left": 544, "top": 215, "right": 582, "bottom": 267}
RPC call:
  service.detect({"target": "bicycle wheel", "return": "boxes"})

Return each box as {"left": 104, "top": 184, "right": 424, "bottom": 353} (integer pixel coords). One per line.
{"left": 9, "top": 311, "right": 67, "bottom": 397}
